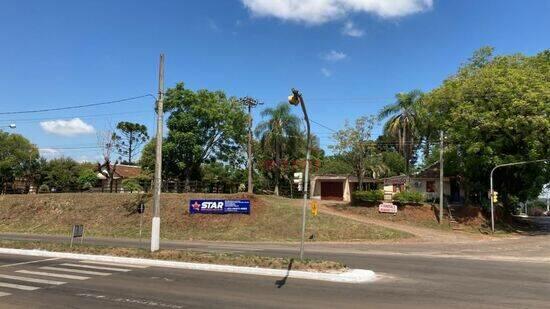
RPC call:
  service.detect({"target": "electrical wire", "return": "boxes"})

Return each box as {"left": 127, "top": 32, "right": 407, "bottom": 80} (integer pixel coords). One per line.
{"left": 0, "top": 94, "right": 154, "bottom": 115}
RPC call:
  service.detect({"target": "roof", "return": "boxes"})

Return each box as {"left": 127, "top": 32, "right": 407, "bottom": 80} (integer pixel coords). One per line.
{"left": 97, "top": 164, "right": 142, "bottom": 179}
{"left": 114, "top": 165, "right": 142, "bottom": 178}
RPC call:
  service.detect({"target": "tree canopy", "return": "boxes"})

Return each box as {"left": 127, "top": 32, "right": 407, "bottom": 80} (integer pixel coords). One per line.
{"left": 0, "top": 131, "right": 39, "bottom": 193}
{"left": 113, "top": 121, "right": 149, "bottom": 165}
{"left": 423, "top": 48, "right": 550, "bottom": 204}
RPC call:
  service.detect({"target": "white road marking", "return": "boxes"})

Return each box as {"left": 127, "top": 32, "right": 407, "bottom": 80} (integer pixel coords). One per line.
{"left": 0, "top": 274, "right": 65, "bottom": 285}
{"left": 0, "top": 258, "right": 60, "bottom": 268}
{"left": 78, "top": 260, "right": 149, "bottom": 269}
{"left": 0, "top": 282, "right": 40, "bottom": 291}
{"left": 60, "top": 263, "right": 131, "bottom": 272}
{"left": 40, "top": 266, "right": 111, "bottom": 276}
{"left": 0, "top": 292, "right": 11, "bottom": 297}
{"left": 16, "top": 270, "right": 89, "bottom": 280}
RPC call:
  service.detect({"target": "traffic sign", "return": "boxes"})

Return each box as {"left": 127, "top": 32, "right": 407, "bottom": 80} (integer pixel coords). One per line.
{"left": 310, "top": 201, "right": 318, "bottom": 216}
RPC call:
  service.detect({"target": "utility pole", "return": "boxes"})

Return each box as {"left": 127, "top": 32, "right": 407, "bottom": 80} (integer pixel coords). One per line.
{"left": 239, "top": 97, "right": 262, "bottom": 194}
{"left": 151, "top": 53, "right": 164, "bottom": 252}
{"left": 439, "top": 131, "right": 444, "bottom": 224}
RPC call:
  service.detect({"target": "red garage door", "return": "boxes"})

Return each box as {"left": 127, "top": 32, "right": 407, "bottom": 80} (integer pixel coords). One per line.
{"left": 321, "top": 182, "right": 344, "bottom": 201}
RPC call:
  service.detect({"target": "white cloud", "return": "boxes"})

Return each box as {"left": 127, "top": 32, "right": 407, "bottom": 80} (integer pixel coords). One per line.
{"left": 342, "top": 21, "right": 364, "bottom": 37}
{"left": 320, "top": 50, "right": 348, "bottom": 61}
{"left": 321, "top": 68, "right": 332, "bottom": 77}
{"left": 241, "top": 0, "right": 433, "bottom": 25}
{"left": 40, "top": 118, "right": 95, "bottom": 137}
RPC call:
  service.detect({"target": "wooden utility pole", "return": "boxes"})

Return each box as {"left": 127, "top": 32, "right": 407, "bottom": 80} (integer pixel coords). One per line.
{"left": 239, "top": 97, "right": 262, "bottom": 194}
{"left": 151, "top": 54, "right": 164, "bottom": 252}
{"left": 439, "top": 131, "right": 444, "bottom": 224}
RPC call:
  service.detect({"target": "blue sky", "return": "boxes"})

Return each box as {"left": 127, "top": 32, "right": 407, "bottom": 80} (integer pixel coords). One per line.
{"left": 0, "top": 0, "right": 548, "bottom": 162}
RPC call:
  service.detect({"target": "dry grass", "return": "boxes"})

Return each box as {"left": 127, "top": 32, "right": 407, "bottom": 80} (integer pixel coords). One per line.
{"left": 0, "top": 239, "right": 346, "bottom": 272}
{"left": 0, "top": 193, "right": 411, "bottom": 241}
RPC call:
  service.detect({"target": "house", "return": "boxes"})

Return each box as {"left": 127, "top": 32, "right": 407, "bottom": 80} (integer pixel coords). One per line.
{"left": 309, "top": 161, "right": 465, "bottom": 204}
{"left": 382, "top": 162, "right": 464, "bottom": 204}
{"left": 309, "top": 174, "right": 379, "bottom": 202}
{"left": 97, "top": 164, "right": 142, "bottom": 192}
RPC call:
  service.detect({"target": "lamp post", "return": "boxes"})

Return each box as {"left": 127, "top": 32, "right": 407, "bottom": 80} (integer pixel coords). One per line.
{"left": 489, "top": 159, "right": 548, "bottom": 233}
{"left": 288, "top": 88, "right": 310, "bottom": 260}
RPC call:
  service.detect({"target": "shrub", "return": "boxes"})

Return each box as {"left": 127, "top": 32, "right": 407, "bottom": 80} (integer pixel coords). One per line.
{"left": 393, "top": 191, "right": 424, "bottom": 204}
{"left": 122, "top": 178, "right": 143, "bottom": 193}
{"left": 38, "top": 184, "right": 50, "bottom": 193}
{"left": 352, "top": 190, "right": 384, "bottom": 205}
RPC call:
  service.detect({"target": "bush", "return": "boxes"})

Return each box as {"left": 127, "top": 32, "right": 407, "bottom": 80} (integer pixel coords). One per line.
{"left": 352, "top": 190, "right": 384, "bottom": 205}
{"left": 393, "top": 191, "right": 424, "bottom": 204}
{"left": 38, "top": 184, "right": 50, "bottom": 193}
{"left": 122, "top": 178, "right": 143, "bottom": 193}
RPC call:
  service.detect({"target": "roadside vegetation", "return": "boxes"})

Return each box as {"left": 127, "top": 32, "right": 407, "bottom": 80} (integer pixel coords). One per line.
{"left": 0, "top": 240, "right": 346, "bottom": 273}
{"left": 0, "top": 193, "right": 411, "bottom": 242}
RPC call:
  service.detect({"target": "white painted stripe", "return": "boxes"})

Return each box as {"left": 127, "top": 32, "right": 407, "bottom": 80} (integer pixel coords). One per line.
{"left": 78, "top": 260, "right": 148, "bottom": 269}
{"left": 0, "top": 274, "right": 65, "bottom": 285}
{"left": 60, "top": 263, "right": 130, "bottom": 272}
{"left": 40, "top": 266, "right": 111, "bottom": 276}
{"left": 0, "top": 282, "right": 40, "bottom": 291}
{"left": 0, "top": 292, "right": 11, "bottom": 297}
{"left": 0, "top": 258, "right": 60, "bottom": 268}
{"left": 16, "top": 270, "right": 89, "bottom": 280}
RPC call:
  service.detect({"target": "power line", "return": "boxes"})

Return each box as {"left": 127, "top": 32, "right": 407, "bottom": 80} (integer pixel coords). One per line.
{"left": 0, "top": 94, "right": 153, "bottom": 115}
{"left": 2, "top": 110, "right": 151, "bottom": 123}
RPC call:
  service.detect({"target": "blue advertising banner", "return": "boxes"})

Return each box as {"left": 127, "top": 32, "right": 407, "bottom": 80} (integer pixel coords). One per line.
{"left": 189, "top": 199, "right": 251, "bottom": 215}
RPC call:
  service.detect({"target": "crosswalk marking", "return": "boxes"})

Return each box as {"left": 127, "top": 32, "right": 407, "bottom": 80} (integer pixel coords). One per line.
{"left": 0, "top": 292, "right": 12, "bottom": 297}
{"left": 60, "top": 263, "right": 131, "bottom": 272}
{"left": 0, "top": 274, "right": 65, "bottom": 285}
{"left": 40, "top": 266, "right": 111, "bottom": 276}
{"left": 16, "top": 270, "right": 89, "bottom": 280}
{"left": 0, "top": 282, "right": 40, "bottom": 291}
{"left": 78, "top": 260, "right": 149, "bottom": 269}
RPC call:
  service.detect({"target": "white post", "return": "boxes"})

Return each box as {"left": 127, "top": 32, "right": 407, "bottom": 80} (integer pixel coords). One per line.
{"left": 151, "top": 54, "right": 164, "bottom": 252}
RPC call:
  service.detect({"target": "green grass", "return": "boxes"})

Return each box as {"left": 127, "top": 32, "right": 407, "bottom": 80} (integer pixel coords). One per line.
{"left": 0, "top": 193, "right": 411, "bottom": 242}
{"left": 0, "top": 240, "right": 346, "bottom": 272}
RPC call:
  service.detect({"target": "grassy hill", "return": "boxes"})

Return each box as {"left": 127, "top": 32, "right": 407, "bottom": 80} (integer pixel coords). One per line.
{"left": 0, "top": 193, "right": 411, "bottom": 242}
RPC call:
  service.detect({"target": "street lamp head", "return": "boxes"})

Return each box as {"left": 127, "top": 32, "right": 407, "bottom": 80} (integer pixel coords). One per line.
{"left": 8, "top": 124, "right": 16, "bottom": 129}
{"left": 288, "top": 88, "right": 300, "bottom": 106}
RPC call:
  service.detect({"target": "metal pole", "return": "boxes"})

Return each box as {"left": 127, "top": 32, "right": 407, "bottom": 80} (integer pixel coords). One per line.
{"left": 489, "top": 159, "right": 548, "bottom": 233}
{"left": 151, "top": 54, "right": 164, "bottom": 252}
{"left": 439, "top": 131, "right": 444, "bottom": 224}
{"left": 247, "top": 104, "right": 253, "bottom": 194}
{"left": 139, "top": 211, "right": 144, "bottom": 248}
{"left": 298, "top": 93, "right": 310, "bottom": 261}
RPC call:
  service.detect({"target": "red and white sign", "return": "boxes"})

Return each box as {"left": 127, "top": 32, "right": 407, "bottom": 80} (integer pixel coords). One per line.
{"left": 378, "top": 203, "right": 398, "bottom": 214}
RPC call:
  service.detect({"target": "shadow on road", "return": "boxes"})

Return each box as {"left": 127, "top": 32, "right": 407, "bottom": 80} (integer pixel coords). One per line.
{"left": 275, "top": 259, "right": 294, "bottom": 288}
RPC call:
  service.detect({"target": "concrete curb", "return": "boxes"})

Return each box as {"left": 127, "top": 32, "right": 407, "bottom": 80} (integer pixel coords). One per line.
{"left": 0, "top": 248, "right": 377, "bottom": 284}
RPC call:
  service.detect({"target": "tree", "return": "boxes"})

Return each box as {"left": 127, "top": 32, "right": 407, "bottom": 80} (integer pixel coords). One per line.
{"left": 255, "top": 103, "right": 302, "bottom": 196}
{"left": 423, "top": 47, "right": 550, "bottom": 206}
{"left": 0, "top": 131, "right": 39, "bottom": 193}
{"left": 381, "top": 151, "right": 407, "bottom": 176}
{"left": 40, "top": 157, "right": 81, "bottom": 192}
{"left": 113, "top": 121, "right": 149, "bottom": 165}
{"left": 378, "top": 90, "right": 424, "bottom": 174}
{"left": 78, "top": 168, "right": 97, "bottom": 190}
{"left": 97, "top": 130, "right": 118, "bottom": 193}
{"left": 160, "top": 83, "right": 247, "bottom": 187}
{"left": 330, "top": 116, "right": 380, "bottom": 190}
{"left": 317, "top": 156, "right": 353, "bottom": 175}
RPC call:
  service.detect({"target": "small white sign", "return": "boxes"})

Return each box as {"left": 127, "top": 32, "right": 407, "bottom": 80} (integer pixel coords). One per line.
{"left": 293, "top": 172, "right": 303, "bottom": 179}
{"left": 378, "top": 203, "right": 398, "bottom": 214}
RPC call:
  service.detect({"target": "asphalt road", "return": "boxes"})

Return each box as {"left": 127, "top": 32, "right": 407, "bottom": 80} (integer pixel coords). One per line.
{"left": 0, "top": 238, "right": 549, "bottom": 308}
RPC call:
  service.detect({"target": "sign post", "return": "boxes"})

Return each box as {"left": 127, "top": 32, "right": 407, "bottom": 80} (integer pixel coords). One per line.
{"left": 70, "top": 224, "right": 84, "bottom": 248}
{"left": 137, "top": 202, "right": 145, "bottom": 248}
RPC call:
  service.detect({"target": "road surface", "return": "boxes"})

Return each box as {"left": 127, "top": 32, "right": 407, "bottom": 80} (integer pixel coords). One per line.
{"left": 0, "top": 235, "right": 549, "bottom": 308}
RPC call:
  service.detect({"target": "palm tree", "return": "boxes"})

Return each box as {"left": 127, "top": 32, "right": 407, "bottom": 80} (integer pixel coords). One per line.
{"left": 378, "top": 90, "right": 424, "bottom": 174}
{"left": 255, "top": 103, "right": 302, "bottom": 196}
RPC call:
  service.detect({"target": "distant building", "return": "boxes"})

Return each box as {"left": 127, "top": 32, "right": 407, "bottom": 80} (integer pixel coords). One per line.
{"left": 97, "top": 164, "right": 142, "bottom": 192}
{"left": 310, "top": 161, "right": 464, "bottom": 204}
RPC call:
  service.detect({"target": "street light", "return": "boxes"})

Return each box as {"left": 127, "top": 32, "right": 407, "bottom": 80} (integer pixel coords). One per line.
{"left": 489, "top": 159, "right": 548, "bottom": 232}
{"left": 288, "top": 88, "right": 310, "bottom": 260}
{"left": 3, "top": 124, "right": 16, "bottom": 129}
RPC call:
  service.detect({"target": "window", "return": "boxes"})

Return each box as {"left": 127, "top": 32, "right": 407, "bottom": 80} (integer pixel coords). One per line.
{"left": 426, "top": 181, "right": 435, "bottom": 193}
